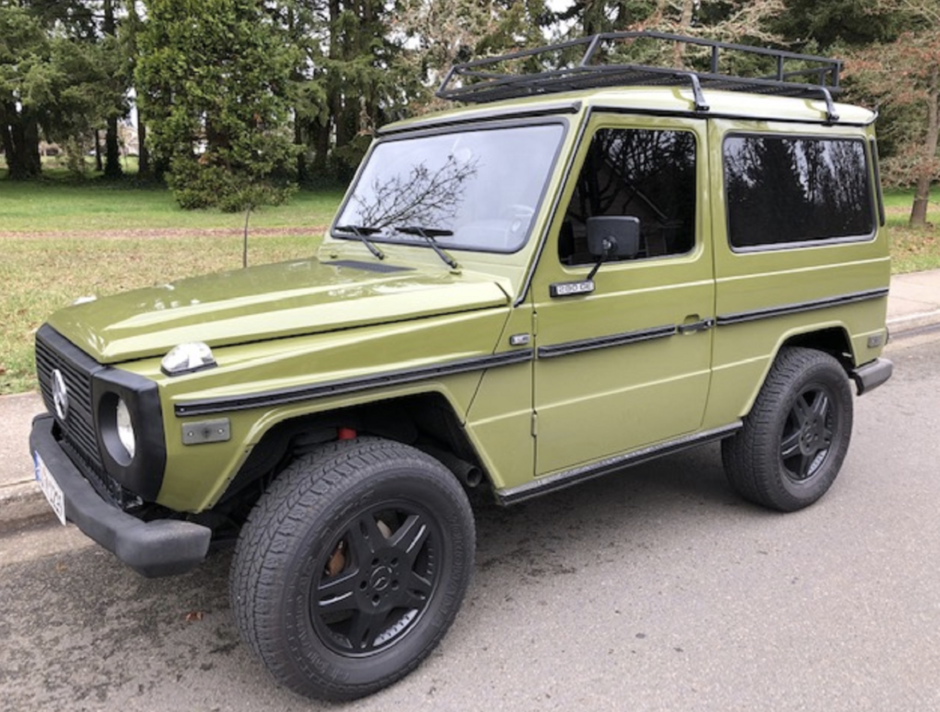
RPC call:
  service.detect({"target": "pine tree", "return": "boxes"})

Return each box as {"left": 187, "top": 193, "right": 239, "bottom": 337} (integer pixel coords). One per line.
{"left": 0, "top": 4, "right": 49, "bottom": 179}
{"left": 136, "top": 0, "right": 298, "bottom": 210}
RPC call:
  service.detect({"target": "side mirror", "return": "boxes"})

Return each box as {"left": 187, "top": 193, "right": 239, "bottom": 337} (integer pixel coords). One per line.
{"left": 587, "top": 216, "right": 640, "bottom": 260}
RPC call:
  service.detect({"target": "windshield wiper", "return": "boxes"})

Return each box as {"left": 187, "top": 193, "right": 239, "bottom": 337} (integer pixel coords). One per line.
{"left": 334, "top": 225, "right": 386, "bottom": 260}
{"left": 395, "top": 226, "right": 459, "bottom": 269}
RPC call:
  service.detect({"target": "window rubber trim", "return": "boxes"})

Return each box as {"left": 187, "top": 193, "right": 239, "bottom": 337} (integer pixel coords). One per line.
{"left": 870, "top": 138, "right": 886, "bottom": 228}
{"left": 377, "top": 101, "right": 582, "bottom": 135}
{"left": 516, "top": 106, "right": 596, "bottom": 307}
{"left": 330, "top": 118, "right": 570, "bottom": 258}
{"left": 722, "top": 132, "right": 877, "bottom": 251}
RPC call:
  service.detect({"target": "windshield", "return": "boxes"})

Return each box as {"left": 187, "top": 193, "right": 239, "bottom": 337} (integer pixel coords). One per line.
{"left": 334, "top": 123, "right": 566, "bottom": 253}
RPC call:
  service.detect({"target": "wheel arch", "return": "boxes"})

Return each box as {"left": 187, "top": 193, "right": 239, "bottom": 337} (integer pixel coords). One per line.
{"left": 215, "top": 392, "right": 490, "bottom": 514}
{"left": 780, "top": 325, "right": 855, "bottom": 371}
{"left": 736, "top": 323, "right": 856, "bottom": 420}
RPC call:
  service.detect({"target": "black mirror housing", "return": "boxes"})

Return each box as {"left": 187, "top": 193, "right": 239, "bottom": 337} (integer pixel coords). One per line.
{"left": 587, "top": 216, "right": 640, "bottom": 260}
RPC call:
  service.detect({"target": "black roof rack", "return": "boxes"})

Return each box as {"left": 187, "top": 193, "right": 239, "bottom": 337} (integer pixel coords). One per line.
{"left": 436, "top": 32, "right": 842, "bottom": 122}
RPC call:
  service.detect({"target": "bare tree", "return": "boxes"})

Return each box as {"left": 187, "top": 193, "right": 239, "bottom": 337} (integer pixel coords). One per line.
{"left": 847, "top": 0, "right": 940, "bottom": 226}
{"left": 350, "top": 155, "right": 479, "bottom": 229}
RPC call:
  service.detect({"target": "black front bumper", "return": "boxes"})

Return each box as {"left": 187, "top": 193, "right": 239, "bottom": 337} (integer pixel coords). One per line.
{"left": 30, "top": 413, "right": 211, "bottom": 577}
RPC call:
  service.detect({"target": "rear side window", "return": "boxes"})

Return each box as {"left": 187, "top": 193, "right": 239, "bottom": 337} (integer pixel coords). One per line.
{"left": 723, "top": 135, "right": 874, "bottom": 249}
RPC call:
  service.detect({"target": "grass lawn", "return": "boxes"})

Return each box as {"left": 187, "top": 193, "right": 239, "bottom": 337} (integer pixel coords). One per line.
{"left": 0, "top": 178, "right": 344, "bottom": 393}
{"left": 882, "top": 189, "right": 940, "bottom": 274}
{"left": 0, "top": 176, "right": 343, "bottom": 233}
{"left": 0, "top": 179, "right": 938, "bottom": 394}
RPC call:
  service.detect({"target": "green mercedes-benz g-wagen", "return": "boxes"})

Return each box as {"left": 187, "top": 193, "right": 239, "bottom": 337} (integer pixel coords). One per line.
{"left": 30, "top": 33, "right": 892, "bottom": 701}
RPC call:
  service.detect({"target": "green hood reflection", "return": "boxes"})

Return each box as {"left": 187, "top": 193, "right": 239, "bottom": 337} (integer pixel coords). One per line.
{"left": 48, "top": 258, "right": 509, "bottom": 363}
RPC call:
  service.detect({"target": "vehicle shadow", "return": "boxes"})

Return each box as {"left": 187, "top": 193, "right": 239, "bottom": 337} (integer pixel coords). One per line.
{"left": 470, "top": 442, "right": 758, "bottom": 584}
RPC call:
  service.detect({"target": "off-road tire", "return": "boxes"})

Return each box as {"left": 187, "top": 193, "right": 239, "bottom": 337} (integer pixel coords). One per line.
{"left": 722, "top": 347, "right": 853, "bottom": 512}
{"left": 230, "top": 438, "right": 475, "bottom": 701}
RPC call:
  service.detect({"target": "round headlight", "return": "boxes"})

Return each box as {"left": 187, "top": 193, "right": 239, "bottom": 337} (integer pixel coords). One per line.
{"left": 115, "top": 398, "right": 137, "bottom": 460}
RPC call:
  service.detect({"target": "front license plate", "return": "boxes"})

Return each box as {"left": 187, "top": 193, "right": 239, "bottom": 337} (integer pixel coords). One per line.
{"left": 33, "top": 452, "right": 67, "bottom": 526}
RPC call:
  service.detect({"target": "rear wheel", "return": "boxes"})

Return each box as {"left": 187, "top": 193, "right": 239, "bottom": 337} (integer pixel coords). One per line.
{"left": 230, "top": 438, "right": 475, "bottom": 701}
{"left": 722, "top": 347, "right": 853, "bottom": 512}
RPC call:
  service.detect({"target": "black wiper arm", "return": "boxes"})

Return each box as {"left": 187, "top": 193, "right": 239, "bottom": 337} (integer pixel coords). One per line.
{"left": 334, "top": 224, "right": 386, "bottom": 260}
{"left": 395, "top": 226, "right": 459, "bottom": 269}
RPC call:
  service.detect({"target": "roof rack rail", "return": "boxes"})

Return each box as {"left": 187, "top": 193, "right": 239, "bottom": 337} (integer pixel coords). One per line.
{"left": 436, "top": 31, "right": 842, "bottom": 121}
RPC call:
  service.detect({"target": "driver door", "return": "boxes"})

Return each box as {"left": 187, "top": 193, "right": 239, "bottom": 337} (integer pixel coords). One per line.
{"left": 531, "top": 115, "right": 715, "bottom": 475}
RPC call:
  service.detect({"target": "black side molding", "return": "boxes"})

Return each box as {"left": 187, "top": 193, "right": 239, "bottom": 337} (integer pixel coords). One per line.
{"left": 537, "top": 324, "right": 677, "bottom": 359}
{"left": 717, "top": 288, "right": 889, "bottom": 326}
{"left": 176, "top": 349, "right": 534, "bottom": 417}
{"left": 496, "top": 422, "right": 741, "bottom": 505}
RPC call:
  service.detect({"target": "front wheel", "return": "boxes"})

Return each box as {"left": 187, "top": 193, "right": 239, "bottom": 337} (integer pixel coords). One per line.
{"left": 722, "top": 347, "right": 854, "bottom": 512}
{"left": 230, "top": 438, "right": 475, "bottom": 701}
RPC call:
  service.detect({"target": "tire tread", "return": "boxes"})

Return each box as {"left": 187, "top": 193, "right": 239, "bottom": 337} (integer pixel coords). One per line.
{"left": 230, "top": 438, "right": 474, "bottom": 701}
{"left": 722, "top": 347, "right": 853, "bottom": 512}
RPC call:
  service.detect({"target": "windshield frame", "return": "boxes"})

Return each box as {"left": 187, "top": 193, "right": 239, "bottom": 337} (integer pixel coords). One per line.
{"left": 330, "top": 117, "right": 570, "bottom": 256}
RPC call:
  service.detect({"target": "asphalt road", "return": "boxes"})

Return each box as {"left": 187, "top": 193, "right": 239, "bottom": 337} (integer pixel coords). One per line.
{"left": 2, "top": 332, "right": 939, "bottom": 712}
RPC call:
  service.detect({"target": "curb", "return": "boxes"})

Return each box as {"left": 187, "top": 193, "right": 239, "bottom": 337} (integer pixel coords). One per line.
{"left": 0, "top": 478, "right": 53, "bottom": 530}
{"left": 886, "top": 309, "right": 940, "bottom": 340}
{"left": 0, "top": 391, "right": 51, "bottom": 531}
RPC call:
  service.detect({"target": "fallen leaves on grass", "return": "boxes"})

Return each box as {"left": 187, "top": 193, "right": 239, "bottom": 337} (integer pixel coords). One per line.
{"left": 890, "top": 225, "right": 940, "bottom": 273}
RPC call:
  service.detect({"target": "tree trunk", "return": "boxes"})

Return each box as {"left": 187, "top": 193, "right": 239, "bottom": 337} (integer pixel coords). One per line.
{"left": 1, "top": 122, "right": 16, "bottom": 177}
{"left": 287, "top": 4, "right": 307, "bottom": 183}
{"left": 105, "top": 114, "right": 123, "bottom": 178}
{"left": 312, "top": 121, "right": 330, "bottom": 171}
{"left": 581, "top": 0, "right": 602, "bottom": 35}
{"left": 102, "top": 0, "right": 123, "bottom": 179}
{"left": 328, "top": 0, "right": 347, "bottom": 152}
{"left": 4, "top": 131, "right": 30, "bottom": 180}
{"left": 138, "top": 114, "right": 151, "bottom": 178}
{"left": 911, "top": 175, "right": 932, "bottom": 227}
{"left": 5, "top": 109, "right": 42, "bottom": 180}
{"left": 5, "top": 152, "right": 30, "bottom": 180}
{"left": 22, "top": 110, "right": 41, "bottom": 177}
{"left": 909, "top": 66, "right": 939, "bottom": 227}
{"left": 2, "top": 101, "right": 41, "bottom": 179}
{"left": 294, "top": 119, "right": 307, "bottom": 183}
{"left": 673, "top": 1, "right": 695, "bottom": 68}
{"left": 94, "top": 129, "right": 104, "bottom": 172}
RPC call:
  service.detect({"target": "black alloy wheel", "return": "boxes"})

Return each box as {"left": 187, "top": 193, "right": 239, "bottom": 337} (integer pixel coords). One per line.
{"left": 779, "top": 383, "right": 836, "bottom": 482}
{"left": 313, "top": 500, "right": 443, "bottom": 656}
{"left": 722, "top": 347, "right": 853, "bottom": 512}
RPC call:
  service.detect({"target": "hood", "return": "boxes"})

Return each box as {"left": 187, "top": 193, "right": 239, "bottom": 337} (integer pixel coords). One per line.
{"left": 48, "top": 258, "right": 510, "bottom": 363}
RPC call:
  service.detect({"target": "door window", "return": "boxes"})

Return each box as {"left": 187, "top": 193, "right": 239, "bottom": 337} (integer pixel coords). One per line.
{"left": 559, "top": 128, "right": 697, "bottom": 265}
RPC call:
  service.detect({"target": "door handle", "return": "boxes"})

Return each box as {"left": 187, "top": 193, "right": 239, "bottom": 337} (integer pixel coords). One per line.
{"left": 678, "top": 317, "right": 715, "bottom": 335}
